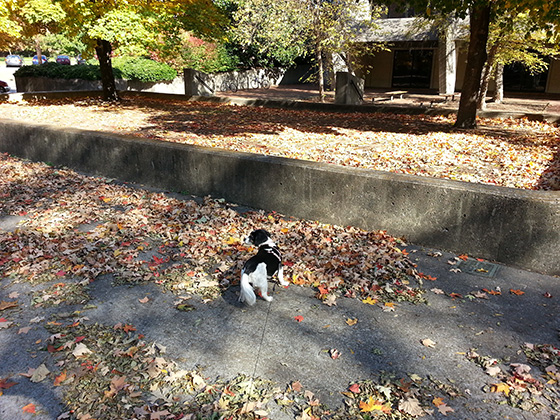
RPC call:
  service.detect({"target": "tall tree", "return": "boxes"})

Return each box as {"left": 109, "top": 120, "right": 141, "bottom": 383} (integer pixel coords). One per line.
{"left": 477, "top": 11, "right": 560, "bottom": 110}
{"left": 2, "top": 0, "right": 66, "bottom": 63}
{"left": 399, "top": 0, "right": 560, "bottom": 128}
{"left": 0, "top": 0, "right": 22, "bottom": 48}
{"left": 228, "top": 0, "right": 381, "bottom": 100}
{"left": 54, "top": 0, "right": 226, "bottom": 101}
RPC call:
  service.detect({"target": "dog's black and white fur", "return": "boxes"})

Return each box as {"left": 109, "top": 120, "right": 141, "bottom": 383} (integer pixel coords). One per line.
{"left": 239, "top": 229, "right": 289, "bottom": 305}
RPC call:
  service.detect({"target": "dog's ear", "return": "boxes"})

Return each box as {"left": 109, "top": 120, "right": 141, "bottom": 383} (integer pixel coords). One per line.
{"left": 259, "top": 229, "right": 271, "bottom": 238}
{"left": 249, "top": 229, "right": 271, "bottom": 245}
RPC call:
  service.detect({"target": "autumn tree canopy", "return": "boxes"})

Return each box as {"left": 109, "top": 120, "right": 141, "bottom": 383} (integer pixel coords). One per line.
{"left": 0, "top": 0, "right": 227, "bottom": 100}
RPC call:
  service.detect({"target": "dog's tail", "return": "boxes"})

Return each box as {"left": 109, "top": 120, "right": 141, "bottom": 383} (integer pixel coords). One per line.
{"left": 239, "top": 273, "right": 256, "bottom": 305}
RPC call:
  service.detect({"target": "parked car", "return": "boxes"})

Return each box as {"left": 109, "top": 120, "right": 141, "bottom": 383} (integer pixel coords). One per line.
{"left": 76, "top": 54, "right": 86, "bottom": 65}
{"left": 0, "top": 80, "right": 10, "bottom": 93}
{"left": 5, "top": 54, "right": 23, "bottom": 67}
{"left": 32, "top": 55, "right": 48, "bottom": 64}
{"left": 56, "top": 54, "right": 71, "bottom": 65}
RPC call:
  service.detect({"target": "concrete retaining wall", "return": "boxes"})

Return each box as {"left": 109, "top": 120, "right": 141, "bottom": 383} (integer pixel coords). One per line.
{"left": 0, "top": 118, "right": 558, "bottom": 275}
{"left": 15, "top": 76, "right": 186, "bottom": 95}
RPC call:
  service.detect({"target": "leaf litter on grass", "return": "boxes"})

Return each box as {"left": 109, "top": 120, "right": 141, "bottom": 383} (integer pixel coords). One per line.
{"left": 0, "top": 96, "right": 559, "bottom": 190}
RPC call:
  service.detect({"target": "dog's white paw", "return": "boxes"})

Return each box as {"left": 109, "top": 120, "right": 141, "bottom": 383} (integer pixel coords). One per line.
{"left": 263, "top": 295, "right": 273, "bottom": 302}
{"left": 279, "top": 280, "right": 289, "bottom": 286}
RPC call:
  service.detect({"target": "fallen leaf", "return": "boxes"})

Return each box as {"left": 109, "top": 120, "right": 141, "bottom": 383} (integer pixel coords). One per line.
{"left": 509, "top": 289, "right": 525, "bottom": 295}
{"left": 431, "top": 288, "right": 445, "bottom": 294}
{"left": 30, "top": 364, "right": 50, "bottom": 383}
{"left": 72, "top": 343, "right": 92, "bottom": 357}
{"left": 490, "top": 382, "right": 510, "bottom": 396}
{"left": 359, "top": 396, "right": 391, "bottom": 413}
{"left": 294, "top": 315, "right": 304, "bottom": 322}
{"left": 22, "top": 403, "right": 36, "bottom": 414}
{"left": 0, "top": 377, "right": 17, "bottom": 389}
{"left": 421, "top": 338, "right": 436, "bottom": 348}
{"left": 348, "top": 383, "right": 360, "bottom": 393}
{"left": 18, "top": 326, "right": 31, "bottom": 334}
{"left": 399, "top": 397, "right": 424, "bottom": 416}
{"left": 291, "top": 380, "right": 303, "bottom": 392}
{"left": 8, "top": 292, "right": 19, "bottom": 299}
{"left": 53, "top": 371, "right": 67, "bottom": 386}
{"left": 485, "top": 366, "right": 501, "bottom": 377}
{"left": 483, "top": 288, "right": 501, "bottom": 295}
{"left": 345, "top": 318, "right": 358, "bottom": 326}
{"left": 361, "top": 297, "right": 377, "bottom": 305}
{"left": 0, "top": 301, "right": 18, "bottom": 311}
{"left": 437, "top": 403, "right": 454, "bottom": 416}
{"left": 323, "top": 294, "right": 337, "bottom": 306}
{"left": 123, "top": 324, "right": 136, "bottom": 333}
{"left": 139, "top": 296, "right": 149, "bottom": 303}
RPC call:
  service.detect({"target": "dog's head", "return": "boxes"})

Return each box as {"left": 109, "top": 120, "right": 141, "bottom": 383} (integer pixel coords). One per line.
{"left": 244, "top": 229, "right": 273, "bottom": 247}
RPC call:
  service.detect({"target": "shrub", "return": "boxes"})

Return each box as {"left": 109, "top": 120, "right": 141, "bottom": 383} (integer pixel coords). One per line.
{"left": 14, "top": 62, "right": 109, "bottom": 81}
{"left": 14, "top": 58, "right": 176, "bottom": 82}
{"left": 113, "top": 57, "right": 177, "bottom": 82}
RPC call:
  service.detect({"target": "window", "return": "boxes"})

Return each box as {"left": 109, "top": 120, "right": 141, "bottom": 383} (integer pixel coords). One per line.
{"left": 392, "top": 49, "right": 433, "bottom": 88}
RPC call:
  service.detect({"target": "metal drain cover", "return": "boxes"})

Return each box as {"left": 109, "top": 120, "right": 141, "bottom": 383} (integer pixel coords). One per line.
{"left": 457, "top": 259, "right": 500, "bottom": 278}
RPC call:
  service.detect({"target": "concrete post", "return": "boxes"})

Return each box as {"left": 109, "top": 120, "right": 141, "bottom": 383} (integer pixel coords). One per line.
{"left": 335, "top": 72, "right": 364, "bottom": 105}
{"left": 438, "top": 27, "right": 457, "bottom": 95}
{"left": 184, "top": 68, "right": 214, "bottom": 96}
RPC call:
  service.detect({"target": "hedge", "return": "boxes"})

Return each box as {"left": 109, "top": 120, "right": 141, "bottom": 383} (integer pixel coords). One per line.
{"left": 14, "top": 58, "right": 177, "bottom": 82}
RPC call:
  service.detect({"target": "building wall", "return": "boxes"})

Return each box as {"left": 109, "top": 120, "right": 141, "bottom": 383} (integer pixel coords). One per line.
{"left": 546, "top": 59, "right": 560, "bottom": 93}
{"left": 361, "top": 50, "right": 394, "bottom": 88}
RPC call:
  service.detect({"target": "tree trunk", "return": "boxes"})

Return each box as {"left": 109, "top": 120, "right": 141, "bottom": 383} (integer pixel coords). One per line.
{"left": 35, "top": 37, "right": 43, "bottom": 65}
{"left": 454, "top": 3, "right": 492, "bottom": 129}
{"left": 477, "top": 42, "right": 498, "bottom": 110}
{"left": 95, "top": 39, "right": 119, "bottom": 102}
{"left": 493, "top": 63, "right": 504, "bottom": 103}
{"left": 317, "top": 45, "right": 325, "bottom": 102}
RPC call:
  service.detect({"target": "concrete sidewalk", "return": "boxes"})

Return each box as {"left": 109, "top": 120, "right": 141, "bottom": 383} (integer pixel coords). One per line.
{"left": 1, "top": 185, "right": 559, "bottom": 419}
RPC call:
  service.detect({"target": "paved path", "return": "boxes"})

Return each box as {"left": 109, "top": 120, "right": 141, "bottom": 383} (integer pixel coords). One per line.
{"left": 1, "top": 184, "right": 559, "bottom": 419}
{"left": 218, "top": 84, "right": 560, "bottom": 115}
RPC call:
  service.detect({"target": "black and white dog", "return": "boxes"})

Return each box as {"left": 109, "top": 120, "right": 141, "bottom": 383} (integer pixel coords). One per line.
{"left": 239, "top": 229, "right": 289, "bottom": 305}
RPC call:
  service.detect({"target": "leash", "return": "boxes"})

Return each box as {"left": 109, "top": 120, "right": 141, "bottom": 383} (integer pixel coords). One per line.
{"left": 245, "top": 283, "right": 275, "bottom": 409}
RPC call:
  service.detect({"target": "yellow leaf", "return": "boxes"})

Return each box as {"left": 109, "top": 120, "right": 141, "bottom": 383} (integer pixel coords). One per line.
{"left": 491, "top": 382, "right": 510, "bottom": 396}
{"left": 362, "top": 297, "right": 377, "bottom": 305}
{"left": 346, "top": 318, "right": 358, "bottom": 326}
{"left": 359, "top": 396, "right": 391, "bottom": 413}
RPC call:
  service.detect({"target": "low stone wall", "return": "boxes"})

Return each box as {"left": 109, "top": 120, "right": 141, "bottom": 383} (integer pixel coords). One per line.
{"left": 184, "top": 68, "right": 285, "bottom": 96}
{"left": 0, "top": 118, "right": 558, "bottom": 275}
{"left": 15, "top": 76, "right": 186, "bottom": 95}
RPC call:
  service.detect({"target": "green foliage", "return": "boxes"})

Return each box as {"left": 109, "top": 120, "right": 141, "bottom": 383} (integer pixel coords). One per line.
{"left": 112, "top": 57, "right": 177, "bottom": 82}
{"left": 226, "top": 0, "right": 309, "bottom": 68}
{"left": 42, "top": 32, "right": 87, "bottom": 56}
{"left": 14, "top": 58, "right": 176, "bottom": 82}
{"left": 14, "top": 62, "right": 106, "bottom": 80}
{"left": 178, "top": 36, "right": 239, "bottom": 73}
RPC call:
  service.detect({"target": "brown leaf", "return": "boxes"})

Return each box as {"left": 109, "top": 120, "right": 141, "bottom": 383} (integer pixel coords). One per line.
{"left": 291, "top": 380, "right": 303, "bottom": 392}
{"left": 0, "top": 301, "right": 18, "bottom": 311}
{"left": 399, "top": 397, "right": 424, "bottom": 417}
{"left": 0, "top": 377, "right": 17, "bottom": 389}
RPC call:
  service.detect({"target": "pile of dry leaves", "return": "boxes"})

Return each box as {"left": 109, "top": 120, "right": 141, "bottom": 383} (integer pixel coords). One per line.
{"left": 0, "top": 96, "right": 558, "bottom": 190}
{"left": 0, "top": 153, "right": 423, "bottom": 308}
